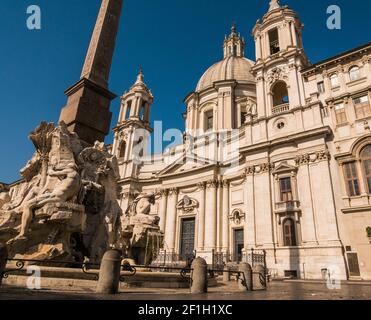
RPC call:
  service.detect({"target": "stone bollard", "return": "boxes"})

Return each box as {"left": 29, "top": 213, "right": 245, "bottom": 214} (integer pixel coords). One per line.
{"left": 223, "top": 266, "right": 230, "bottom": 282}
{"left": 191, "top": 257, "right": 208, "bottom": 294}
{"left": 0, "top": 243, "right": 8, "bottom": 287}
{"left": 238, "top": 263, "right": 252, "bottom": 291}
{"left": 96, "top": 249, "right": 122, "bottom": 294}
{"left": 253, "top": 265, "right": 267, "bottom": 290}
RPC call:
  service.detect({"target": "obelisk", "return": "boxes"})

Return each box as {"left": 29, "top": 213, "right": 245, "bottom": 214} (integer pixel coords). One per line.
{"left": 59, "top": 0, "right": 124, "bottom": 144}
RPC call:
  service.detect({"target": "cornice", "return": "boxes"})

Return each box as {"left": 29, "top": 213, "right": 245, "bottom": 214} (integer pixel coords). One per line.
{"left": 113, "top": 120, "right": 153, "bottom": 133}
{"left": 325, "top": 86, "right": 371, "bottom": 105}
{"left": 302, "top": 43, "right": 371, "bottom": 77}
{"left": 240, "top": 126, "right": 332, "bottom": 154}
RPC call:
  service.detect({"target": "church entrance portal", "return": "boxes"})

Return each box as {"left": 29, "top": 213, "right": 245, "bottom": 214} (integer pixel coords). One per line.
{"left": 180, "top": 218, "right": 195, "bottom": 261}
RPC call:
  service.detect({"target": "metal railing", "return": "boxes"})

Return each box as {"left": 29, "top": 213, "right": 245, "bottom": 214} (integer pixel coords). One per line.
{"left": 152, "top": 251, "right": 196, "bottom": 267}
{"left": 212, "top": 249, "right": 266, "bottom": 268}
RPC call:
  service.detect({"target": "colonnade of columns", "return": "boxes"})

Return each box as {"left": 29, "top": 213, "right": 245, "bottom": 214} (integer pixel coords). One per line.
{"left": 158, "top": 180, "right": 231, "bottom": 256}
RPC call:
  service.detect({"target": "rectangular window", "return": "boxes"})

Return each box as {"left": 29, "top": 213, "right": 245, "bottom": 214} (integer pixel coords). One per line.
{"left": 269, "top": 28, "right": 280, "bottom": 55}
{"left": 321, "top": 106, "right": 329, "bottom": 118}
{"left": 335, "top": 103, "right": 347, "bottom": 124}
{"left": 330, "top": 75, "right": 340, "bottom": 88}
{"left": 343, "top": 162, "right": 360, "bottom": 197}
{"left": 354, "top": 95, "right": 371, "bottom": 119}
{"left": 279, "top": 177, "right": 293, "bottom": 202}
{"left": 317, "top": 81, "right": 325, "bottom": 94}
{"left": 206, "top": 112, "right": 213, "bottom": 131}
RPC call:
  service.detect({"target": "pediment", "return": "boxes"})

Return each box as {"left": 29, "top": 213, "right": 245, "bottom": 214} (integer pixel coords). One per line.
{"left": 158, "top": 153, "right": 213, "bottom": 176}
{"left": 272, "top": 162, "right": 297, "bottom": 175}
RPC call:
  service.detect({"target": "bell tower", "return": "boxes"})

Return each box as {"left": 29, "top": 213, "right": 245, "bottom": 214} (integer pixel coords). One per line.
{"left": 112, "top": 69, "right": 154, "bottom": 179}
{"left": 252, "top": 0, "right": 308, "bottom": 118}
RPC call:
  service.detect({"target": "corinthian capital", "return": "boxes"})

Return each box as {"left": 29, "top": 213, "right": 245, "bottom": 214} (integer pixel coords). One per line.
{"left": 206, "top": 180, "right": 218, "bottom": 189}
{"left": 168, "top": 188, "right": 179, "bottom": 196}
{"left": 197, "top": 182, "right": 206, "bottom": 190}
{"left": 245, "top": 166, "right": 256, "bottom": 176}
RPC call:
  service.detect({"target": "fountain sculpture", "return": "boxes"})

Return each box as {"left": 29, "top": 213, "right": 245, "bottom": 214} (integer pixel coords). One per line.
{"left": 0, "top": 122, "right": 163, "bottom": 265}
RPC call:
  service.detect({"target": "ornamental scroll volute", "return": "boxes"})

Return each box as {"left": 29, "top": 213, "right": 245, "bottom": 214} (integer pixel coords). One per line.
{"left": 229, "top": 209, "right": 245, "bottom": 227}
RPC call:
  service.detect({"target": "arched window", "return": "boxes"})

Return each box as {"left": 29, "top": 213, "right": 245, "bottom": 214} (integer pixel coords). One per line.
{"left": 125, "top": 100, "right": 132, "bottom": 120}
{"left": 272, "top": 82, "right": 289, "bottom": 107}
{"left": 361, "top": 145, "right": 371, "bottom": 194}
{"left": 139, "top": 105, "right": 145, "bottom": 121}
{"left": 349, "top": 66, "right": 361, "bottom": 82}
{"left": 119, "top": 141, "right": 126, "bottom": 159}
{"left": 330, "top": 74, "right": 339, "bottom": 88}
{"left": 283, "top": 218, "right": 297, "bottom": 246}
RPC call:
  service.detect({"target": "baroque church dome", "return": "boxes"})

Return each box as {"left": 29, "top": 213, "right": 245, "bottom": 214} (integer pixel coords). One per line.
{"left": 195, "top": 25, "right": 256, "bottom": 92}
{"left": 196, "top": 56, "right": 255, "bottom": 92}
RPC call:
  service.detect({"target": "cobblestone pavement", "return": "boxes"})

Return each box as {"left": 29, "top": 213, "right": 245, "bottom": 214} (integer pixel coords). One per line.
{"left": 0, "top": 281, "right": 370, "bottom": 300}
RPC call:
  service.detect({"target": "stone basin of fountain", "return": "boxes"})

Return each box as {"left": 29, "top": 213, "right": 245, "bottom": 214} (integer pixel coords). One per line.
{"left": 2, "top": 265, "right": 217, "bottom": 289}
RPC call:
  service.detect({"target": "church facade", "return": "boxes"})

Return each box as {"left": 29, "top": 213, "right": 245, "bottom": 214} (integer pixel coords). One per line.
{"left": 112, "top": 1, "right": 371, "bottom": 280}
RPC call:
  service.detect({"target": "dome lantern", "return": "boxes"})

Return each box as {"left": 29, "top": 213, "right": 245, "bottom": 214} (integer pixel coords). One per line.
{"left": 223, "top": 23, "right": 245, "bottom": 59}
{"left": 195, "top": 25, "right": 255, "bottom": 92}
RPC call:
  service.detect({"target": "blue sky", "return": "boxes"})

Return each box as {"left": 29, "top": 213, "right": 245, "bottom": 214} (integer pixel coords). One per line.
{"left": 0, "top": 0, "right": 370, "bottom": 183}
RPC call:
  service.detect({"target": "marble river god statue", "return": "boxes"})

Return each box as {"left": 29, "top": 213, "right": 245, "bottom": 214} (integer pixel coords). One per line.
{"left": 0, "top": 122, "right": 163, "bottom": 266}
{"left": 122, "top": 193, "right": 163, "bottom": 265}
